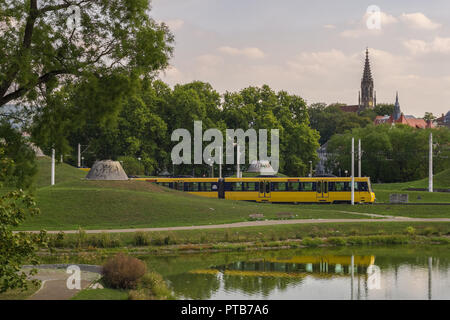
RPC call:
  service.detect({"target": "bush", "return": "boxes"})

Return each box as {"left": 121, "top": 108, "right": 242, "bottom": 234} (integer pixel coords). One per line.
{"left": 327, "top": 237, "right": 347, "bottom": 246}
{"left": 405, "top": 226, "right": 416, "bottom": 236}
{"left": 133, "top": 232, "right": 150, "bottom": 246}
{"left": 129, "top": 272, "right": 173, "bottom": 300}
{"left": 102, "top": 253, "right": 147, "bottom": 289}
{"left": 117, "top": 156, "right": 145, "bottom": 176}
{"left": 302, "top": 237, "right": 323, "bottom": 247}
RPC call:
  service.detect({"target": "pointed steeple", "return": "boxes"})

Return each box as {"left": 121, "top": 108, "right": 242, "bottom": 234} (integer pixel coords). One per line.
{"left": 393, "top": 91, "right": 401, "bottom": 121}
{"left": 362, "top": 48, "right": 373, "bottom": 82}
{"left": 360, "top": 48, "right": 375, "bottom": 110}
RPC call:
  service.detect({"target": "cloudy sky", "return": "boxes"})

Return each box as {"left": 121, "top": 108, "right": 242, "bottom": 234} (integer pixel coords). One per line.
{"left": 151, "top": 0, "right": 450, "bottom": 117}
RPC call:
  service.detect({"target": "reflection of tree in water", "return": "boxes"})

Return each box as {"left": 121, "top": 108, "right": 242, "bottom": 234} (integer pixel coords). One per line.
{"left": 222, "top": 274, "right": 302, "bottom": 297}
{"left": 166, "top": 273, "right": 220, "bottom": 300}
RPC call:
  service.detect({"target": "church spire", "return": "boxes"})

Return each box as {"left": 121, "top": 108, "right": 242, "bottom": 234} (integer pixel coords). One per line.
{"left": 362, "top": 48, "right": 373, "bottom": 82}
{"left": 393, "top": 91, "right": 401, "bottom": 121}
{"left": 360, "top": 48, "right": 375, "bottom": 110}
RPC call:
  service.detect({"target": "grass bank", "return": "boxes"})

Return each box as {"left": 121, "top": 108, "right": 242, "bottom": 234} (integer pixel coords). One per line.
{"left": 43, "top": 221, "right": 450, "bottom": 252}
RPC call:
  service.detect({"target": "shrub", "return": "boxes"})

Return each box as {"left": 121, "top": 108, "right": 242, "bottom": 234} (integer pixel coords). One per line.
{"left": 405, "top": 226, "right": 416, "bottom": 236}
{"left": 77, "top": 228, "right": 87, "bottom": 248}
{"left": 133, "top": 232, "right": 150, "bottom": 246}
{"left": 327, "top": 237, "right": 347, "bottom": 246}
{"left": 423, "top": 227, "right": 435, "bottom": 236}
{"left": 302, "top": 237, "right": 323, "bottom": 247}
{"left": 102, "top": 253, "right": 147, "bottom": 289}
{"left": 49, "top": 231, "right": 65, "bottom": 248}
{"left": 129, "top": 272, "right": 173, "bottom": 300}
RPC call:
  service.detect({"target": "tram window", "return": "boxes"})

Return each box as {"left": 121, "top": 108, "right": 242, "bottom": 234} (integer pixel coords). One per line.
{"left": 271, "top": 182, "right": 287, "bottom": 191}
{"left": 234, "top": 182, "right": 243, "bottom": 191}
{"left": 357, "top": 182, "right": 369, "bottom": 192}
{"left": 244, "top": 182, "right": 258, "bottom": 191}
{"left": 287, "top": 182, "right": 300, "bottom": 191}
{"left": 199, "top": 182, "right": 212, "bottom": 191}
{"left": 299, "top": 182, "right": 316, "bottom": 191}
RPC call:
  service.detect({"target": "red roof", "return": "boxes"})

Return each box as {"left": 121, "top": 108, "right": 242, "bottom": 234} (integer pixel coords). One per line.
{"left": 373, "top": 113, "right": 434, "bottom": 128}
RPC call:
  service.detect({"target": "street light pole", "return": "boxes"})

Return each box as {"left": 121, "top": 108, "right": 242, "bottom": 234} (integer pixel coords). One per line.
{"left": 77, "top": 143, "right": 81, "bottom": 168}
{"left": 51, "top": 148, "right": 55, "bottom": 186}
{"left": 219, "top": 146, "right": 222, "bottom": 179}
{"left": 309, "top": 161, "right": 312, "bottom": 177}
{"left": 351, "top": 137, "right": 355, "bottom": 205}
{"left": 358, "top": 139, "right": 361, "bottom": 177}
{"left": 429, "top": 133, "right": 433, "bottom": 193}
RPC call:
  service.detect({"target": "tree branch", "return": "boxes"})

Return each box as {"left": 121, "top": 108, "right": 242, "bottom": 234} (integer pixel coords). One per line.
{"left": 0, "top": 70, "right": 67, "bottom": 107}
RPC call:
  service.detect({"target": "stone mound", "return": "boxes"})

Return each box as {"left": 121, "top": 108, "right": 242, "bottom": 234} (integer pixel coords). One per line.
{"left": 85, "top": 160, "right": 128, "bottom": 180}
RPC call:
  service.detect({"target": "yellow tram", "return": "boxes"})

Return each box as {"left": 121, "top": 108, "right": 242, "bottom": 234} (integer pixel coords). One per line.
{"left": 138, "top": 176, "right": 375, "bottom": 204}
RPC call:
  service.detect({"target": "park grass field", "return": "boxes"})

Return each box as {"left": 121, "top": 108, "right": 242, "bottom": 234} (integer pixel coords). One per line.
{"left": 9, "top": 157, "right": 450, "bottom": 231}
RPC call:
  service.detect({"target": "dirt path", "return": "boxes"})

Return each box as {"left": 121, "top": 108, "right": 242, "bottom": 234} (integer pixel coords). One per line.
{"left": 22, "top": 265, "right": 102, "bottom": 300}
{"left": 18, "top": 217, "right": 450, "bottom": 234}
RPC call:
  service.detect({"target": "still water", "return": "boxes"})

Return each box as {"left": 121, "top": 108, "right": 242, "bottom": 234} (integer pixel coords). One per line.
{"left": 145, "top": 245, "right": 450, "bottom": 300}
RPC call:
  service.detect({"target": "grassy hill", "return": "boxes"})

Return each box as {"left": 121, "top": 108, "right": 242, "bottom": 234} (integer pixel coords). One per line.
{"left": 16, "top": 157, "right": 367, "bottom": 230}
{"left": 8, "top": 157, "right": 449, "bottom": 231}
{"left": 372, "top": 168, "right": 450, "bottom": 203}
{"left": 374, "top": 168, "right": 450, "bottom": 191}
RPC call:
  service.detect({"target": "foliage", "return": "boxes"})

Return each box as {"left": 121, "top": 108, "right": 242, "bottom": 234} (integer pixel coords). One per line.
{"left": 0, "top": 137, "right": 45, "bottom": 293}
{"left": 128, "top": 272, "right": 173, "bottom": 300}
{"left": 102, "top": 253, "right": 147, "bottom": 289}
{"left": 117, "top": 156, "right": 145, "bottom": 176}
{"left": 308, "top": 103, "right": 372, "bottom": 144}
{"left": 0, "top": 0, "right": 174, "bottom": 108}
{"left": 0, "top": 190, "right": 46, "bottom": 293}
{"left": 0, "top": 122, "right": 37, "bottom": 189}
{"left": 326, "top": 124, "right": 450, "bottom": 182}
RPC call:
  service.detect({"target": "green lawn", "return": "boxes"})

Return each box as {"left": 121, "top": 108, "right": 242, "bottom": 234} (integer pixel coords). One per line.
{"left": 71, "top": 288, "right": 128, "bottom": 300}
{"left": 8, "top": 157, "right": 450, "bottom": 231}
{"left": 0, "top": 282, "right": 40, "bottom": 300}
{"left": 373, "top": 168, "right": 450, "bottom": 191}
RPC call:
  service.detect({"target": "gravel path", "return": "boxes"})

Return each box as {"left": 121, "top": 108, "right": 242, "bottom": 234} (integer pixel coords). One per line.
{"left": 17, "top": 217, "right": 450, "bottom": 234}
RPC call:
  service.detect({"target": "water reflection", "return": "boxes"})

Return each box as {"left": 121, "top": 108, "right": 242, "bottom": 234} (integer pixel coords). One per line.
{"left": 162, "top": 249, "right": 450, "bottom": 300}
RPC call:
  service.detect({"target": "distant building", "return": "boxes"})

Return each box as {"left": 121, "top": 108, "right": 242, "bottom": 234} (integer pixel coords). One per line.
{"left": 316, "top": 141, "right": 332, "bottom": 175}
{"left": 436, "top": 111, "right": 450, "bottom": 128}
{"left": 374, "top": 93, "right": 434, "bottom": 129}
{"left": 340, "top": 48, "right": 376, "bottom": 114}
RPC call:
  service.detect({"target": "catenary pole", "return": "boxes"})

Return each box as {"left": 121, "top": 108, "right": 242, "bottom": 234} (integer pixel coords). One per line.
{"left": 51, "top": 148, "right": 55, "bottom": 186}
{"left": 351, "top": 138, "right": 355, "bottom": 205}
{"left": 429, "top": 133, "right": 433, "bottom": 192}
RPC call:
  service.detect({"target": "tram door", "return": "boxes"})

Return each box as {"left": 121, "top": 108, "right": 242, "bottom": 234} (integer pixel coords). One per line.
{"left": 258, "top": 181, "right": 271, "bottom": 200}
{"left": 316, "top": 180, "right": 329, "bottom": 202}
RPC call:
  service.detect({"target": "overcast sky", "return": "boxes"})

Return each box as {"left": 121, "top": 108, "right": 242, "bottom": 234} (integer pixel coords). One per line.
{"left": 151, "top": 0, "right": 450, "bottom": 117}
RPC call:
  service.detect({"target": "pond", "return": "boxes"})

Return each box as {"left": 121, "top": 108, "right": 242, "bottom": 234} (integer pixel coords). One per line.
{"left": 142, "top": 245, "right": 450, "bottom": 300}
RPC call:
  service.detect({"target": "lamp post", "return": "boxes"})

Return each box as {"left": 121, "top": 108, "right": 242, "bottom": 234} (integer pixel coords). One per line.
{"left": 309, "top": 161, "right": 312, "bottom": 177}
{"left": 137, "top": 157, "right": 142, "bottom": 176}
{"left": 233, "top": 143, "right": 241, "bottom": 178}
{"left": 81, "top": 156, "right": 85, "bottom": 168}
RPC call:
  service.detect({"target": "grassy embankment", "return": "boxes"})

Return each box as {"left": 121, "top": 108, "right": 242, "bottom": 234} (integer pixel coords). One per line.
{"left": 3, "top": 157, "right": 447, "bottom": 250}
{"left": 11, "top": 157, "right": 450, "bottom": 231}
{"left": 372, "top": 168, "right": 450, "bottom": 204}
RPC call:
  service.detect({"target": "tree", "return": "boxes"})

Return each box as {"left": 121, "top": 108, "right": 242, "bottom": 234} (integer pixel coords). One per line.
{"left": 423, "top": 112, "right": 436, "bottom": 122}
{"left": 326, "top": 125, "right": 450, "bottom": 183}
{"left": 0, "top": 0, "right": 174, "bottom": 110}
{"left": 308, "top": 103, "right": 372, "bottom": 144}
{"left": 223, "top": 85, "right": 320, "bottom": 176}
{"left": 0, "top": 122, "right": 37, "bottom": 189}
{"left": 0, "top": 144, "right": 46, "bottom": 293}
